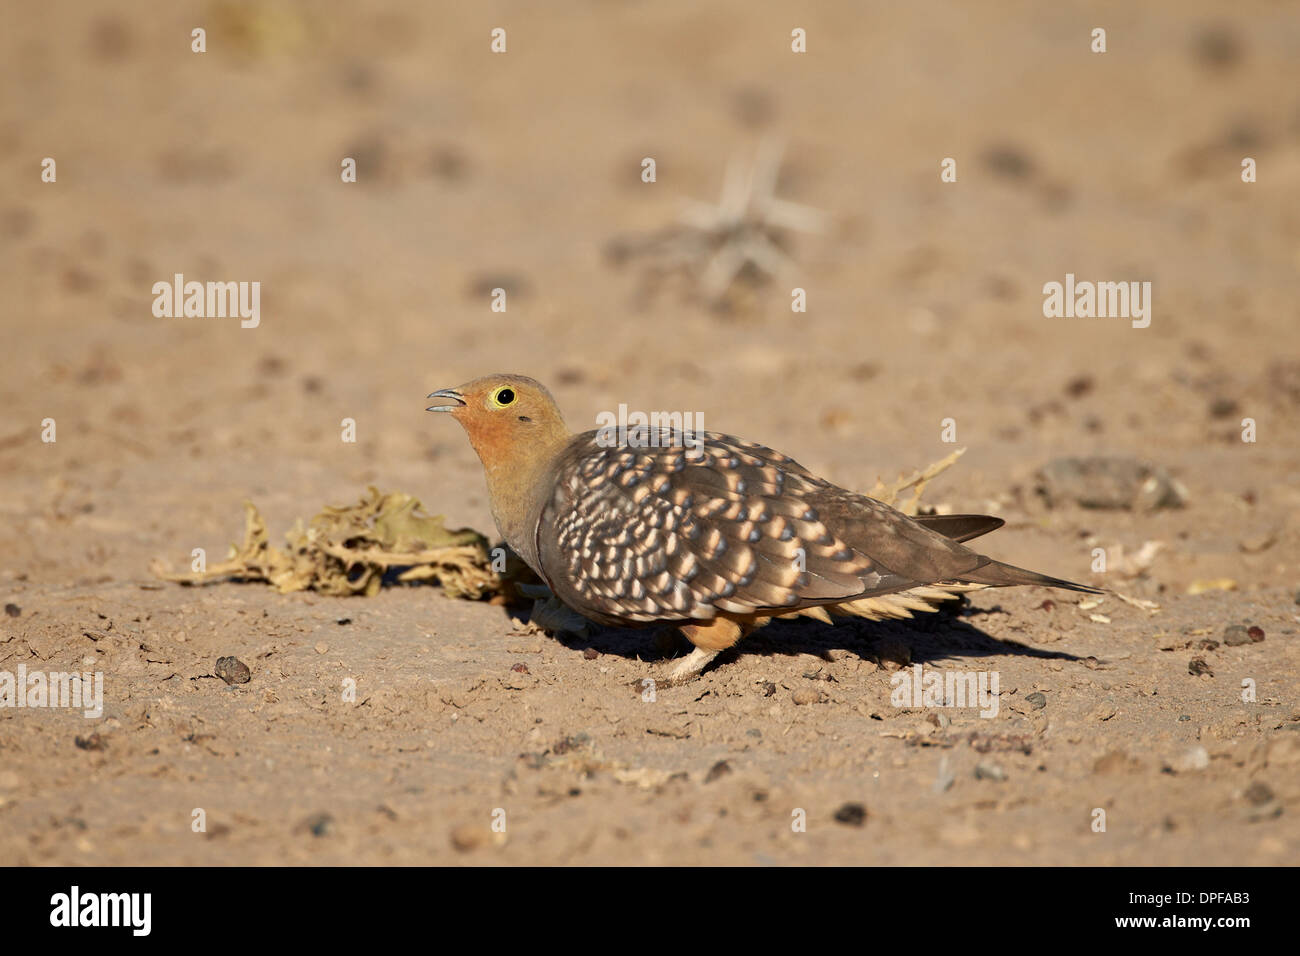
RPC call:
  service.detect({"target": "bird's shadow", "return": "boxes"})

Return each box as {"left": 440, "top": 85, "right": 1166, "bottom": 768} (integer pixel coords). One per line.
{"left": 521, "top": 603, "right": 1088, "bottom": 669}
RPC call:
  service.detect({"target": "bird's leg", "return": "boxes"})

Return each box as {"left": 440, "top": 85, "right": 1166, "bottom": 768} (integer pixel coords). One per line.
{"left": 662, "top": 618, "right": 744, "bottom": 686}
{"left": 664, "top": 646, "right": 720, "bottom": 686}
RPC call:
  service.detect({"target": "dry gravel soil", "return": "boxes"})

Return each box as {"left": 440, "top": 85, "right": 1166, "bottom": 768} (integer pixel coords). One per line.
{"left": 1, "top": 0, "right": 1298, "bottom": 865}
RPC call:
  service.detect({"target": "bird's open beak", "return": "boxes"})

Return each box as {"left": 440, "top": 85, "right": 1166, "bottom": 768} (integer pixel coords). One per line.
{"left": 426, "top": 388, "right": 466, "bottom": 413}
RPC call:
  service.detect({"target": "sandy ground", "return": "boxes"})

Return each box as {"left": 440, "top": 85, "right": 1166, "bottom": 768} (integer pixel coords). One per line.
{"left": 2, "top": 0, "right": 1298, "bottom": 865}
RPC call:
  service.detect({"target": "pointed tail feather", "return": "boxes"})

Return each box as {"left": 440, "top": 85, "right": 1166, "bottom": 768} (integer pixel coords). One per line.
{"left": 913, "top": 513, "right": 1005, "bottom": 543}
{"left": 959, "top": 559, "right": 1103, "bottom": 594}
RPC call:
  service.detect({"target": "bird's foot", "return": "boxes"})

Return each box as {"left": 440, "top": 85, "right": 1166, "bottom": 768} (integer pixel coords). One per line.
{"left": 651, "top": 618, "right": 745, "bottom": 686}
{"left": 659, "top": 646, "right": 720, "bottom": 687}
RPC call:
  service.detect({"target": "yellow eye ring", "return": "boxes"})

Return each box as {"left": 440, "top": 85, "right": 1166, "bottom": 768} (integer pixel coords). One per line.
{"left": 490, "top": 386, "right": 517, "bottom": 408}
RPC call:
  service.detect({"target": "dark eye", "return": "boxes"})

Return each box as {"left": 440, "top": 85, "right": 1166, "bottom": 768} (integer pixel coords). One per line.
{"left": 492, "top": 387, "right": 516, "bottom": 408}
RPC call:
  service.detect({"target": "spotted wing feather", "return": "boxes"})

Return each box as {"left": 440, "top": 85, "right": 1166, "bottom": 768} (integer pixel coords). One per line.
{"left": 536, "top": 428, "right": 926, "bottom": 626}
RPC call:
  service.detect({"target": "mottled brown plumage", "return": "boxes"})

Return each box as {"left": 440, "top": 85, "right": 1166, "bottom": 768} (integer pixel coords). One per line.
{"left": 428, "top": 374, "right": 1100, "bottom": 683}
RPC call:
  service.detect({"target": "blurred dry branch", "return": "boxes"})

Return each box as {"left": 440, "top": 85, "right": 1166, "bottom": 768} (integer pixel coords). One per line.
{"left": 607, "top": 140, "right": 826, "bottom": 310}
{"left": 868, "top": 447, "right": 967, "bottom": 516}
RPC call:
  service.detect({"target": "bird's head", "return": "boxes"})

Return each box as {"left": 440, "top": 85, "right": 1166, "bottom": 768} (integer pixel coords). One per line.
{"left": 427, "top": 374, "right": 570, "bottom": 471}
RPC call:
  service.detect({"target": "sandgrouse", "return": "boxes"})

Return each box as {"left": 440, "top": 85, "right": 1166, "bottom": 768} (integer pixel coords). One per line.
{"left": 428, "top": 374, "right": 1100, "bottom": 685}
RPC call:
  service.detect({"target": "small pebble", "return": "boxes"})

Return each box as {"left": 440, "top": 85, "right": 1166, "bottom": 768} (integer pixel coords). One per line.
{"left": 551, "top": 733, "right": 591, "bottom": 755}
{"left": 1091, "top": 698, "right": 1117, "bottom": 721}
{"left": 450, "top": 823, "right": 487, "bottom": 851}
{"left": 4, "top": 603, "right": 19, "bottom": 617}
{"left": 1192, "top": 25, "right": 1242, "bottom": 70}
{"left": 981, "top": 144, "right": 1034, "bottom": 179}
{"left": 792, "top": 687, "right": 821, "bottom": 705}
{"left": 704, "top": 760, "right": 732, "bottom": 783}
{"left": 510, "top": 662, "right": 529, "bottom": 674}
{"left": 933, "top": 757, "right": 955, "bottom": 793}
{"left": 833, "top": 802, "right": 867, "bottom": 826}
{"left": 1170, "top": 745, "right": 1210, "bottom": 773}
{"left": 582, "top": 648, "right": 600, "bottom": 660}
{"left": 336, "top": 617, "right": 351, "bottom": 625}
{"left": 1036, "top": 456, "right": 1187, "bottom": 511}
{"left": 1242, "top": 782, "right": 1281, "bottom": 821}
{"left": 1064, "top": 375, "right": 1094, "bottom": 398}
{"left": 1242, "top": 781, "right": 1282, "bottom": 821}
{"left": 214, "top": 656, "right": 251, "bottom": 685}
{"left": 1238, "top": 533, "right": 1274, "bottom": 554}
{"left": 74, "top": 733, "right": 106, "bottom": 751}
{"left": 302, "top": 813, "right": 334, "bottom": 837}
{"left": 1244, "top": 782, "right": 1274, "bottom": 806}
{"left": 1093, "top": 750, "right": 1135, "bottom": 774}
{"left": 1188, "top": 658, "right": 1213, "bottom": 677}
{"left": 314, "top": 642, "right": 329, "bottom": 655}
{"left": 1208, "top": 396, "right": 1239, "bottom": 418}
{"left": 1223, "top": 625, "right": 1251, "bottom": 646}
{"left": 974, "top": 760, "right": 1006, "bottom": 781}
{"left": 1025, "top": 691, "right": 1047, "bottom": 710}
{"left": 1248, "top": 626, "right": 1265, "bottom": 642}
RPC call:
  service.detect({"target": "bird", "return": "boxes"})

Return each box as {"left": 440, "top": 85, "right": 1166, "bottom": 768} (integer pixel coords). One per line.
{"left": 427, "top": 374, "right": 1101, "bottom": 685}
